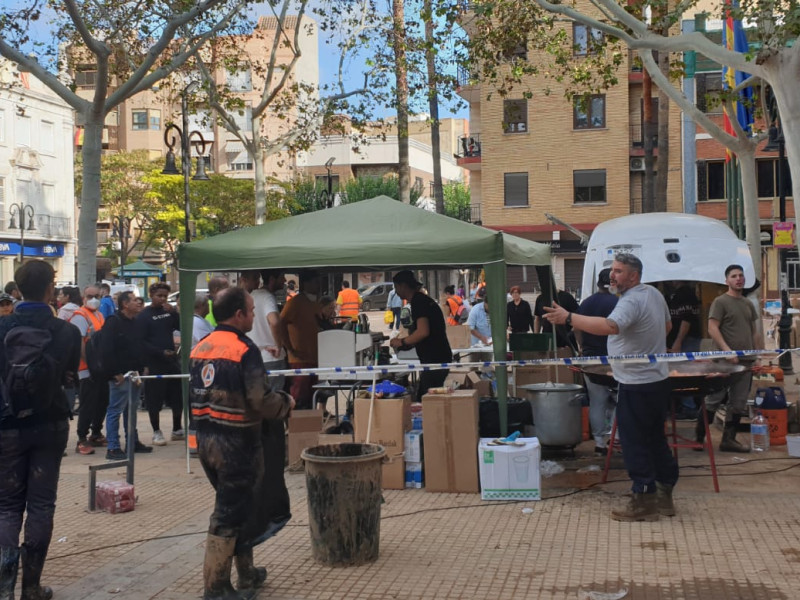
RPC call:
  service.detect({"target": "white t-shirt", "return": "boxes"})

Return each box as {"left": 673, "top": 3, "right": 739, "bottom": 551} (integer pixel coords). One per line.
{"left": 248, "top": 288, "right": 286, "bottom": 362}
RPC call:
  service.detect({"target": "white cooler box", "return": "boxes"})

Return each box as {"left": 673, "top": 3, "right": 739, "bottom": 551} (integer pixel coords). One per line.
{"left": 478, "top": 437, "right": 541, "bottom": 501}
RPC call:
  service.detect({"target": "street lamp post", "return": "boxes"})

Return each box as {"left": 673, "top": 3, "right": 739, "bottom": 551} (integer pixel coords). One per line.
{"left": 111, "top": 215, "right": 131, "bottom": 280}
{"left": 9, "top": 202, "right": 36, "bottom": 264}
{"left": 162, "top": 82, "right": 210, "bottom": 243}
{"left": 323, "top": 156, "right": 335, "bottom": 209}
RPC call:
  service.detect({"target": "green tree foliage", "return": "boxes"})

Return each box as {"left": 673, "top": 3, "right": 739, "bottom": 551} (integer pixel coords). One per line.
{"left": 442, "top": 181, "right": 471, "bottom": 220}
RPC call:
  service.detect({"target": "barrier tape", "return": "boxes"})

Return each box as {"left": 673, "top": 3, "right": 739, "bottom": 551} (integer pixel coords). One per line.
{"left": 122, "top": 348, "right": 791, "bottom": 381}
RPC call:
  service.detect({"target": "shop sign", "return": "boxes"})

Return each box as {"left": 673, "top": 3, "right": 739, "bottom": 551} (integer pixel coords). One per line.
{"left": 0, "top": 241, "right": 65, "bottom": 257}
{"left": 773, "top": 222, "right": 795, "bottom": 249}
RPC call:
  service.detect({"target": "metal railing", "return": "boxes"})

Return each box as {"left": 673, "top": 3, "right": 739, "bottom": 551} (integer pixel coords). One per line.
{"left": 35, "top": 214, "right": 72, "bottom": 237}
{"left": 457, "top": 204, "right": 482, "bottom": 224}
{"left": 456, "top": 65, "right": 479, "bottom": 88}
{"left": 630, "top": 124, "right": 658, "bottom": 148}
{"left": 458, "top": 133, "right": 482, "bottom": 158}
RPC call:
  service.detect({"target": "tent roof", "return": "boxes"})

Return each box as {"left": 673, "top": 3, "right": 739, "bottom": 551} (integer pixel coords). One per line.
{"left": 113, "top": 260, "right": 163, "bottom": 273}
{"left": 178, "top": 195, "right": 550, "bottom": 272}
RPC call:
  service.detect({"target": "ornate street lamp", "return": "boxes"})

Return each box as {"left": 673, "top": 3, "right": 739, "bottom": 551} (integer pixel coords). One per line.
{"left": 9, "top": 202, "right": 36, "bottom": 263}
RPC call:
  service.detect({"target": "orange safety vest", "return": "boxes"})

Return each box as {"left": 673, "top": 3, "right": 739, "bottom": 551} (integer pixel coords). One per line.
{"left": 337, "top": 288, "right": 361, "bottom": 317}
{"left": 445, "top": 295, "right": 464, "bottom": 326}
{"left": 70, "top": 306, "right": 105, "bottom": 372}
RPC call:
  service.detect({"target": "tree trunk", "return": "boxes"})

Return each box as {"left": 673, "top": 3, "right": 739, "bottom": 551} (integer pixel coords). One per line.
{"left": 654, "top": 51, "right": 670, "bottom": 212}
{"left": 77, "top": 115, "right": 104, "bottom": 288}
{"left": 642, "top": 68, "right": 656, "bottom": 213}
{"left": 392, "top": 0, "right": 411, "bottom": 204}
{"left": 424, "top": 0, "right": 444, "bottom": 214}
{"left": 739, "top": 147, "right": 764, "bottom": 343}
{"left": 253, "top": 117, "right": 267, "bottom": 224}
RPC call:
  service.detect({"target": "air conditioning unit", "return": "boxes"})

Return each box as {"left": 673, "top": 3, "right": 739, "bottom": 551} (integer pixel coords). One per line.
{"left": 630, "top": 157, "right": 645, "bottom": 172}
{"left": 517, "top": 122, "right": 527, "bottom": 132}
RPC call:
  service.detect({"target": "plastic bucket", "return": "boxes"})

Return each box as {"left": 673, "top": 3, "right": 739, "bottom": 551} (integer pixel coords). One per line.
{"left": 761, "top": 408, "right": 788, "bottom": 446}
{"left": 301, "top": 443, "right": 385, "bottom": 566}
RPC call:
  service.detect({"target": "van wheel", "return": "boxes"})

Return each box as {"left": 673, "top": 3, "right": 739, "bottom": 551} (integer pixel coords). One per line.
{"left": 362, "top": 301, "right": 371, "bottom": 311}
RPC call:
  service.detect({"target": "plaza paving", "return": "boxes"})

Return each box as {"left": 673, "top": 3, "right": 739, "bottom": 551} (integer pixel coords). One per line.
{"left": 44, "top": 407, "right": 800, "bottom": 600}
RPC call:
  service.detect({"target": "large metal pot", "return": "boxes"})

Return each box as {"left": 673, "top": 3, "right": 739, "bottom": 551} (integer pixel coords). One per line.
{"left": 519, "top": 383, "right": 584, "bottom": 447}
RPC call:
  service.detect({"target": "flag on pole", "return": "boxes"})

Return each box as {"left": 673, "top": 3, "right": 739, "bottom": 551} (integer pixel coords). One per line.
{"left": 722, "top": 0, "right": 754, "bottom": 160}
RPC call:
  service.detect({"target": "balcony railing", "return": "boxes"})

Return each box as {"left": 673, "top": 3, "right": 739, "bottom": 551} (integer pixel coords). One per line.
{"left": 457, "top": 204, "right": 482, "bottom": 225}
{"left": 35, "top": 215, "right": 72, "bottom": 238}
{"left": 630, "top": 124, "right": 658, "bottom": 148}
{"left": 456, "top": 65, "right": 479, "bottom": 88}
{"left": 458, "top": 133, "right": 482, "bottom": 158}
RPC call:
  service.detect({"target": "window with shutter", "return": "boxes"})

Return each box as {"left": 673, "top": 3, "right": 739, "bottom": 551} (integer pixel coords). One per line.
{"left": 504, "top": 173, "right": 528, "bottom": 207}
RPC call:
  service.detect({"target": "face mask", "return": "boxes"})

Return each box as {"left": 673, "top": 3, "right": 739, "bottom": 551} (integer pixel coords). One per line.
{"left": 86, "top": 298, "right": 101, "bottom": 310}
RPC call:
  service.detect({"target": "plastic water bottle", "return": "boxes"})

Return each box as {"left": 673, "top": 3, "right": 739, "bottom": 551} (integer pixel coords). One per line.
{"left": 750, "top": 411, "right": 770, "bottom": 453}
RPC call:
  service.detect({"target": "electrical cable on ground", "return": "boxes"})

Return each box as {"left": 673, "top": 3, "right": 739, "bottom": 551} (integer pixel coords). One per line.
{"left": 48, "top": 456, "right": 800, "bottom": 561}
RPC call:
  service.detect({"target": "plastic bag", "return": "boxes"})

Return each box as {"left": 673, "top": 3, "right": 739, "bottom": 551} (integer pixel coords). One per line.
{"left": 384, "top": 309, "right": 394, "bottom": 324}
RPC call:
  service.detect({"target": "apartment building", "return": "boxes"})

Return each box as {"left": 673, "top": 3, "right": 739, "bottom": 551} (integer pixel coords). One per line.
{"left": 68, "top": 15, "right": 318, "bottom": 273}
{"left": 684, "top": 17, "right": 793, "bottom": 298}
{"left": 0, "top": 60, "right": 77, "bottom": 284}
{"left": 298, "top": 115, "right": 468, "bottom": 202}
{"left": 456, "top": 3, "right": 683, "bottom": 296}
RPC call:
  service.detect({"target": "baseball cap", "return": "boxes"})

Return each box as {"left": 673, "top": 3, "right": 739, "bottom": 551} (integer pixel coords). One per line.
{"left": 392, "top": 270, "right": 421, "bottom": 289}
{"left": 0, "top": 293, "right": 14, "bottom": 304}
{"left": 597, "top": 268, "right": 611, "bottom": 289}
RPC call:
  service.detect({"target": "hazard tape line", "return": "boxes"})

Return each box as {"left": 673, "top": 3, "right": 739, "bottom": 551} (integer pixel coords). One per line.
{"left": 121, "top": 348, "right": 790, "bottom": 380}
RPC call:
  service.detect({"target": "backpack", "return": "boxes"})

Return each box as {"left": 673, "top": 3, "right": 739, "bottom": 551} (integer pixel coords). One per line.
{"left": 84, "top": 326, "right": 111, "bottom": 382}
{"left": 447, "top": 297, "right": 468, "bottom": 324}
{"left": 0, "top": 323, "right": 63, "bottom": 420}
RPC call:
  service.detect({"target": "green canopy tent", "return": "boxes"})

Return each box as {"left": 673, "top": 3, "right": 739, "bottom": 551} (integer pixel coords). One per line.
{"left": 177, "top": 195, "right": 552, "bottom": 433}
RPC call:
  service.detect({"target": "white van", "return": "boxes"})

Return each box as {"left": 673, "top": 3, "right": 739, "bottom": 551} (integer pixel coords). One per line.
{"left": 581, "top": 213, "right": 757, "bottom": 299}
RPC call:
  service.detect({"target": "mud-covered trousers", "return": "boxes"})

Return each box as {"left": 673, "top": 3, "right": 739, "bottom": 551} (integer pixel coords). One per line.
{"left": 198, "top": 426, "right": 264, "bottom": 552}
{"left": 0, "top": 420, "right": 69, "bottom": 549}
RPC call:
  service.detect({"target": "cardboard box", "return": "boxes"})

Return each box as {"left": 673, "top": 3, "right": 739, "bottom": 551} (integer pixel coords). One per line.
{"left": 446, "top": 325, "right": 471, "bottom": 349}
{"left": 479, "top": 437, "right": 541, "bottom": 501}
{"left": 422, "top": 389, "right": 480, "bottom": 493}
{"left": 287, "top": 410, "right": 323, "bottom": 466}
{"left": 444, "top": 370, "right": 470, "bottom": 390}
{"left": 404, "top": 430, "right": 423, "bottom": 462}
{"left": 466, "top": 371, "right": 492, "bottom": 397}
{"left": 354, "top": 395, "right": 412, "bottom": 489}
{"left": 405, "top": 461, "right": 424, "bottom": 488}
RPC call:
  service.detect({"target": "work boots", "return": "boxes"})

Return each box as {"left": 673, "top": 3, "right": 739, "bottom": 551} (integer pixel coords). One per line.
{"left": 235, "top": 547, "right": 267, "bottom": 592}
{"left": 610, "top": 493, "right": 659, "bottom": 522}
{"left": 20, "top": 544, "right": 52, "bottom": 600}
{"left": 0, "top": 547, "right": 20, "bottom": 600}
{"left": 203, "top": 535, "right": 254, "bottom": 600}
{"left": 719, "top": 414, "right": 750, "bottom": 453}
{"left": 654, "top": 482, "right": 676, "bottom": 517}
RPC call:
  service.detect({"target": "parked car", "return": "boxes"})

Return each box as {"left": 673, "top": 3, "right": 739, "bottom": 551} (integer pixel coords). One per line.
{"left": 167, "top": 289, "right": 209, "bottom": 305}
{"left": 359, "top": 282, "right": 394, "bottom": 311}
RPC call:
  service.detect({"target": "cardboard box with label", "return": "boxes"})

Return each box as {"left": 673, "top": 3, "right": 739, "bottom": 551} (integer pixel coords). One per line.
{"left": 404, "top": 430, "right": 423, "bottom": 462}
{"left": 405, "top": 461, "right": 424, "bottom": 488}
{"left": 422, "top": 389, "right": 480, "bottom": 493}
{"left": 354, "top": 395, "right": 412, "bottom": 490}
{"left": 466, "top": 371, "right": 492, "bottom": 398}
{"left": 479, "top": 437, "right": 541, "bottom": 501}
{"left": 287, "top": 410, "right": 324, "bottom": 466}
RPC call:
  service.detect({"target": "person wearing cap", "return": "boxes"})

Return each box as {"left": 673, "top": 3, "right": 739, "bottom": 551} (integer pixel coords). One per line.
{"left": 390, "top": 270, "right": 453, "bottom": 400}
{"left": 0, "top": 293, "right": 14, "bottom": 316}
{"left": 576, "top": 268, "right": 618, "bottom": 455}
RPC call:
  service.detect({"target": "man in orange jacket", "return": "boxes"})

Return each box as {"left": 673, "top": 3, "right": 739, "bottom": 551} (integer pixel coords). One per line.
{"left": 336, "top": 281, "right": 361, "bottom": 318}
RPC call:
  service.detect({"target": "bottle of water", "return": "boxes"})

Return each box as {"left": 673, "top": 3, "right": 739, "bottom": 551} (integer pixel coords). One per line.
{"left": 750, "top": 410, "right": 770, "bottom": 452}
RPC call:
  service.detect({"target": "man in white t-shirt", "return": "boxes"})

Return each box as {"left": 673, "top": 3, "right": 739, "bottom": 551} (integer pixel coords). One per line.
{"left": 248, "top": 269, "right": 287, "bottom": 392}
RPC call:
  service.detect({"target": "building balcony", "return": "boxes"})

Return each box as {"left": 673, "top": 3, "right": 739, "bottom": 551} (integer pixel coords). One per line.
{"left": 456, "top": 133, "right": 482, "bottom": 170}
{"left": 629, "top": 49, "right": 643, "bottom": 82}
{"left": 457, "top": 204, "right": 482, "bottom": 225}
{"left": 455, "top": 65, "right": 480, "bottom": 103}
{"left": 0, "top": 214, "right": 72, "bottom": 240}
{"left": 630, "top": 124, "right": 658, "bottom": 155}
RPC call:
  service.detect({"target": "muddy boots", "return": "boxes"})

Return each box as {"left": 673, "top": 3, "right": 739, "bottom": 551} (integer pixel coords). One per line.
{"left": 20, "top": 544, "right": 53, "bottom": 600}
{"left": 0, "top": 547, "right": 20, "bottom": 600}
{"left": 694, "top": 409, "right": 716, "bottom": 451}
{"left": 235, "top": 547, "right": 267, "bottom": 592}
{"left": 610, "top": 493, "right": 659, "bottom": 522}
{"left": 720, "top": 414, "right": 750, "bottom": 453}
{"left": 654, "top": 482, "right": 676, "bottom": 517}
{"left": 203, "top": 535, "right": 256, "bottom": 600}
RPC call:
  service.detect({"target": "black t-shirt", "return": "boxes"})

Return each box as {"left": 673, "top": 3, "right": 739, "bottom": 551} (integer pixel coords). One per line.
{"left": 534, "top": 291, "right": 579, "bottom": 347}
{"left": 407, "top": 292, "right": 452, "bottom": 364}
{"left": 577, "top": 291, "right": 619, "bottom": 356}
{"left": 666, "top": 285, "right": 701, "bottom": 347}
{"left": 136, "top": 305, "right": 181, "bottom": 369}
{"left": 507, "top": 299, "right": 534, "bottom": 333}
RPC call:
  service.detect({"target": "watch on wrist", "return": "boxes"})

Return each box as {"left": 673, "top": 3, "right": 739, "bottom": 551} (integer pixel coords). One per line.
{"left": 565, "top": 313, "right": 573, "bottom": 327}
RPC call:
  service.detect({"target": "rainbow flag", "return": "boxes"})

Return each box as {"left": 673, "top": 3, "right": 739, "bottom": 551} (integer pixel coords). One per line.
{"left": 722, "top": 0, "right": 754, "bottom": 159}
